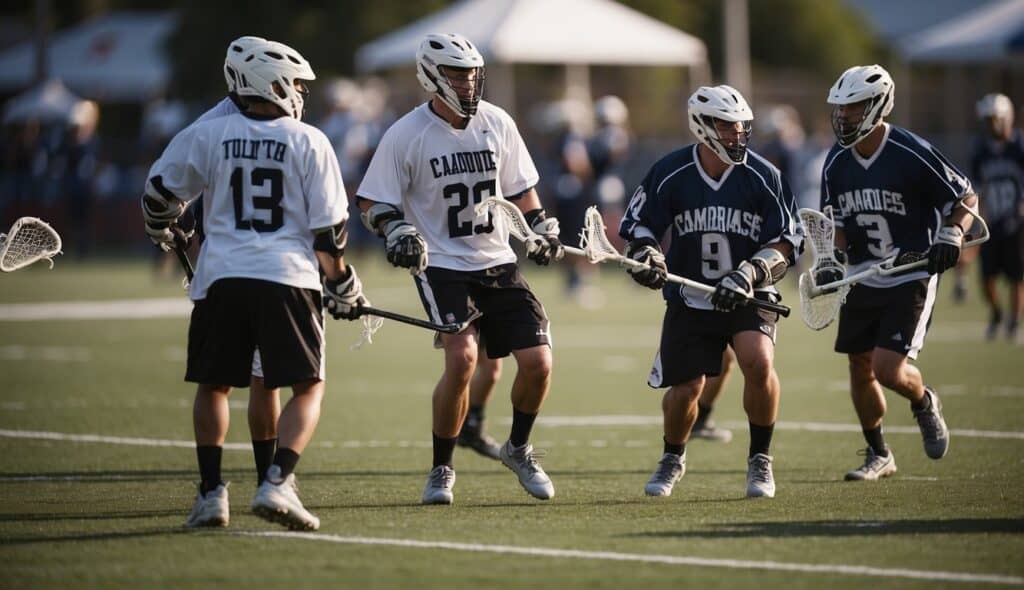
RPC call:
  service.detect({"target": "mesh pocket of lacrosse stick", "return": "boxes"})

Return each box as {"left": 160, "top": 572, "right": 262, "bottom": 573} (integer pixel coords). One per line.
{"left": 578, "top": 205, "right": 622, "bottom": 264}
{"left": 798, "top": 208, "right": 848, "bottom": 330}
{"left": 0, "top": 217, "right": 63, "bottom": 272}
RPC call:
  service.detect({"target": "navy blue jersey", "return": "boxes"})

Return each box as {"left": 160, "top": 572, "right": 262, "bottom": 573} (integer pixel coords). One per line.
{"left": 620, "top": 144, "right": 802, "bottom": 309}
{"left": 821, "top": 124, "right": 973, "bottom": 288}
{"left": 970, "top": 129, "right": 1024, "bottom": 237}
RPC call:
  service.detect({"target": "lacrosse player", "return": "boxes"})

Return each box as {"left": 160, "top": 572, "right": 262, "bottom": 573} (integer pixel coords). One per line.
{"left": 180, "top": 36, "right": 284, "bottom": 489}
{"left": 620, "top": 85, "right": 801, "bottom": 499}
{"left": 457, "top": 354, "right": 504, "bottom": 459}
{"left": 143, "top": 40, "right": 363, "bottom": 530}
{"left": 356, "top": 33, "right": 563, "bottom": 505}
{"left": 970, "top": 93, "right": 1024, "bottom": 341}
{"left": 819, "top": 65, "right": 978, "bottom": 481}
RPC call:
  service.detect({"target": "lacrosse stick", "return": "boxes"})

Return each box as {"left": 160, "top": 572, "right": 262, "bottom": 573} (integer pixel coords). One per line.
{"left": 356, "top": 306, "right": 467, "bottom": 334}
{"left": 798, "top": 206, "right": 990, "bottom": 330}
{"left": 577, "top": 205, "right": 791, "bottom": 317}
{"left": 474, "top": 197, "right": 587, "bottom": 258}
{"left": 171, "top": 229, "right": 194, "bottom": 288}
{"left": 0, "top": 217, "right": 62, "bottom": 272}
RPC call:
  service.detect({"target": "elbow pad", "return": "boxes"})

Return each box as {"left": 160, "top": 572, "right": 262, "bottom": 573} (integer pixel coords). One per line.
{"left": 360, "top": 202, "right": 403, "bottom": 237}
{"left": 313, "top": 219, "right": 348, "bottom": 257}
{"left": 749, "top": 247, "right": 788, "bottom": 287}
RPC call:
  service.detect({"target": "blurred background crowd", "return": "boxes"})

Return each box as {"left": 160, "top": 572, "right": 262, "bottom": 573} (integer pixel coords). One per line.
{"left": 0, "top": 0, "right": 1021, "bottom": 302}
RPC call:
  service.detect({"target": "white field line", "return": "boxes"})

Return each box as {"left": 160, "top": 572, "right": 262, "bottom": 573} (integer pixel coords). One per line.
{"left": 237, "top": 531, "right": 1024, "bottom": 586}
{"left": 525, "top": 416, "right": 1024, "bottom": 440}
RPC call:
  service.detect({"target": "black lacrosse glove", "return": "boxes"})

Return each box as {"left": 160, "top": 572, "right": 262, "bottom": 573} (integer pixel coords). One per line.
{"left": 383, "top": 220, "right": 428, "bottom": 274}
{"left": 711, "top": 263, "right": 755, "bottom": 312}
{"left": 927, "top": 224, "right": 963, "bottom": 275}
{"left": 813, "top": 249, "right": 847, "bottom": 294}
{"left": 624, "top": 237, "right": 667, "bottom": 289}
{"left": 323, "top": 265, "right": 368, "bottom": 321}
{"left": 524, "top": 209, "right": 565, "bottom": 266}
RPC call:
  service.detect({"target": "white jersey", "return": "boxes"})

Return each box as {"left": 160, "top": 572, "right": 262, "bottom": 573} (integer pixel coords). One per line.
{"left": 357, "top": 100, "right": 539, "bottom": 271}
{"left": 193, "top": 95, "right": 243, "bottom": 124}
{"left": 146, "top": 112, "right": 348, "bottom": 300}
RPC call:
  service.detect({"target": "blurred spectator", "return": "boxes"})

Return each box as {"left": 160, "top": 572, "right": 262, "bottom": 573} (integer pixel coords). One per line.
{"left": 59, "top": 100, "right": 100, "bottom": 258}
{"left": 589, "top": 95, "right": 632, "bottom": 252}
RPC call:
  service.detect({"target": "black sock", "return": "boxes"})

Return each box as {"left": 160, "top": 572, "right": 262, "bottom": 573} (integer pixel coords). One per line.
{"left": 509, "top": 408, "right": 538, "bottom": 447}
{"left": 196, "top": 445, "right": 223, "bottom": 493}
{"left": 271, "top": 447, "right": 300, "bottom": 480}
{"left": 911, "top": 389, "right": 932, "bottom": 411}
{"left": 252, "top": 438, "right": 277, "bottom": 485}
{"left": 464, "top": 405, "right": 484, "bottom": 432}
{"left": 432, "top": 432, "right": 457, "bottom": 467}
{"left": 862, "top": 426, "right": 888, "bottom": 456}
{"left": 663, "top": 437, "right": 685, "bottom": 456}
{"left": 695, "top": 403, "right": 712, "bottom": 428}
{"left": 748, "top": 422, "right": 775, "bottom": 458}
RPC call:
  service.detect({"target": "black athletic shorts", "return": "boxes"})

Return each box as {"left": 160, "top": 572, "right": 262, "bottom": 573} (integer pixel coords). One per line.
{"left": 834, "top": 277, "right": 937, "bottom": 360}
{"left": 979, "top": 230, "right": 1024, "bottom": 281}
{"left": 414, "top": 263, "right": 550, "bottom": 358}
{"left": 186, "top": 278, "right": 325, "bottom": 389}
{"left": 647, "top": 297, "right": 779, "bottom": 388}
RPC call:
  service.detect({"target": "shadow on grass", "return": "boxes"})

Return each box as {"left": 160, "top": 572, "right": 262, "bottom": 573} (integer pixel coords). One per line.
{"left": 0, "top": 508, "right": 184, "bottom": 522}
{"left": 627, "top": 518, "right": 1024, "bottom": 539}
{"left": 0, "top": 527, "right": 194, "bottom": 546}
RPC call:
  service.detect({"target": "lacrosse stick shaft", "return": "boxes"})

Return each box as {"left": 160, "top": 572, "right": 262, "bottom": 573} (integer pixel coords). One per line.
{"left": 171, "top": 233, "right": 194, "bottom": 282}
{"left": 356, "top": 306, "right": 464, "bottom": 334}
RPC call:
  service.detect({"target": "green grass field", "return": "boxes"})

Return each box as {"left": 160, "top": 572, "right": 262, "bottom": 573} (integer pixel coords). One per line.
{"left": 1, "top": 256, "right": 1022, "bottom": 589}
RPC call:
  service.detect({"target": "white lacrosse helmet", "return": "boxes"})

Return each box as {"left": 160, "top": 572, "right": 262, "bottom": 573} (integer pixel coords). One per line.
{"left": 223, "top": 36, "right": 268, "bottom": 94}
{"left": 977, "top": 93, "right": 1014, "bottom": 127}
{"left": 595, "top": 95, "right": 628, "bottom": 126}
{"left": 416, "top": 33, "right": 485, "bottom": 118}
{"left": 827, "top": 64, "right": 894, "bottom": 147}
{"left": 687, "top": 85, "right": 754, "bottom": 166}
{"left": 231, "top": 40, "right": 316, "bottom": 120}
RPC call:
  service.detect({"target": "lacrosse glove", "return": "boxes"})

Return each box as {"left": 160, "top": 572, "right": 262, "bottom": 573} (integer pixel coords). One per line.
{"left": 142, "top": 195, "right": 189, "bottom": 252}
{"left": 711, "top": 263, "right": 756, "bottom": 312}
{"left": 624, "top": 237, "right": 667, "bottom": 289}
{"left": 813, "top": 249, "right": 847, "bottom": 294}
{"left": 927, "top": 224, "right": 963, "bottom": 275}
{"left": 384, "top": 220, "right": 428, "bottom": 274}
{"left": 524, "top": 209, "right": 565, "bottom": 266}
{"left": 323, "top": 265, "right": 368, "bottom": 321}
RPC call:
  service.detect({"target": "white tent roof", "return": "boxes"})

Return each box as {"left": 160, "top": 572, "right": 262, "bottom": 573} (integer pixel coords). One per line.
{"left": 356, "top": 0, "right": 707, "bottom": 71}
{"left": 2, "top": 79, "right": 81, "bottom": 124}
{"left": 900, "top": 0, "right": 1024, "bottom": 63}
{"left": 0, "top": 12, "right": 177, "bottom": 101}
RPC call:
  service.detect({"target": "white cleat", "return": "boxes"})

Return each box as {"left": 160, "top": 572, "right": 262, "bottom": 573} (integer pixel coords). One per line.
{"left": 500, "top": 441, "right": 555, "bottom": 500}
{"left": 185, "top": 483, "right": 229, "bottom": 528}
{"left": 251, "top": 466, "right": 319, "bottom": 531}
{"left": 691, "top": 421, "right": 733, "bottom": 443}
{"left": 845, "top": 447, "right": 897, "bottom": 481}
{"left": 746, "top": 453, "right": 776, "bottom": 498}
{"left": 644, "top": 452, "right": 686, "bottom": 497}
{"left": 421, "top": 465, "right": 456, "bottom": 505}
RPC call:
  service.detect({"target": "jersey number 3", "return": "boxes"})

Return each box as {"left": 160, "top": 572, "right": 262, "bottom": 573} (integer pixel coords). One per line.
{"left": 444, "top": 179, "right": 496, "bottom": 238}
{"left": 231, "top": 167, "right": 284, "bottom": 232}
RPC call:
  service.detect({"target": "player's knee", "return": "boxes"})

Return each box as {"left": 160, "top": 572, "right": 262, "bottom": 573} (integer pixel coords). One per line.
{"left": 445, "top": 345, "right": 478, "bottom": 379}
{"left": 477, "top": 357, "right": 502, "bottom": 384}
{"left": 198, "top": 383, "right": 231, "bottom": 398}
{"left": 870, "top": 357, "right": 903, "bottom": 389}
{"left": 738, "top": 354, "right": 773, "bottom": 386}
{"left": 848, "top": 353, "right": 875, "bottom": 385}
{"left": 666, "top": 378, "right": 703, "bottom": 406}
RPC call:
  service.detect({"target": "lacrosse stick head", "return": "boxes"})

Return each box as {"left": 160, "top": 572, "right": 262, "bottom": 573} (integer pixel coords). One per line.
{"left": 0, "top": 217, "right": 62, "bottom": 272}
{"left": 579, "top": 205, "right": 622, "bottom": 264}
{"left": 474, "top": 198, "right": 531, "bottom": 241}
{"left": 797, "top": 207, "right": 849, "bottom": 330}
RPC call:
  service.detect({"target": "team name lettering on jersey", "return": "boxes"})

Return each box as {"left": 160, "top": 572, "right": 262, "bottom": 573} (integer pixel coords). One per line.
{"left": 835, "top": 188, "right": 906, "bottom": 217}
{"left": 429, "top": 149, "right": 498, "bottom": 179}
{"left": 673, "top": 206, "right": 763, "bottom": 240}
{"left": 221, "top": 138, "right": 288, "bottom": 163}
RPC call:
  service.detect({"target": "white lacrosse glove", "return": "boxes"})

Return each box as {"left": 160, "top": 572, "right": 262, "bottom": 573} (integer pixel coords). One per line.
{"left": 524, "top": 209, "right": 565, "bottom": 266}
{"left": 323, "top": 265, "right": 368, "bottom": 321}
{"left": 141, "top": 195, "right": 188, "bottom": 251}
{"left": 384, "top": 220, "right": 428, "bottom": 274}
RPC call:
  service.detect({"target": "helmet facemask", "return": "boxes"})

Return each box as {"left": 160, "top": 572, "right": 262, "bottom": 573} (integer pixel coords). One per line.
{"left": 430, "top": 64, "right": 486, "bottom": 119}
{"left": 693, "top": 114, "right": 752, "bottom": 166}
{"left": 831, "top": 94, "right": 889, "bottom": 148}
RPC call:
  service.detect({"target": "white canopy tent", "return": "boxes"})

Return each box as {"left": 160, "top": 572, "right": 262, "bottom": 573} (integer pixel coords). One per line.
{"left": 355, "top": 0, "right": 708, "bottom": 109}
{"left": 0, "top": 12, "right": 177, "bottom": 102}
{"left": 2, "top": 79, "right": 82, "bottom": 124}
{"left": 899, "top": 0, "right": 1024, "bottom": 64}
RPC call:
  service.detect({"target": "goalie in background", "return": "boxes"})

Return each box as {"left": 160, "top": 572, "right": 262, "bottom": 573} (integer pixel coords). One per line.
{"left": 968, "top": 93, "right": 1024, "bottom": 341}
{"left": 357, "top": 33, "right": 563, "bottom": 505}
{"left": 820, "top": 65, "right": 979, "bottom": 481}
{"left": 620, "top": 85, "right": 802, "bottom": 500}
{"left": 143, "top": 40, "right": 363, "bottom": 531}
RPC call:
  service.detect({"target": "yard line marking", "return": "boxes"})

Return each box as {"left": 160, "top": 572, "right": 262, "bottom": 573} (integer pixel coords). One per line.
{"left": 0, "top": 429, "right": 250, "bottom": 451}
{"left": 237, "top": 531, "right": 1024, "bottom": 586}
{"left": 526, "top": 416, "right": 1024, "bottom": 440}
